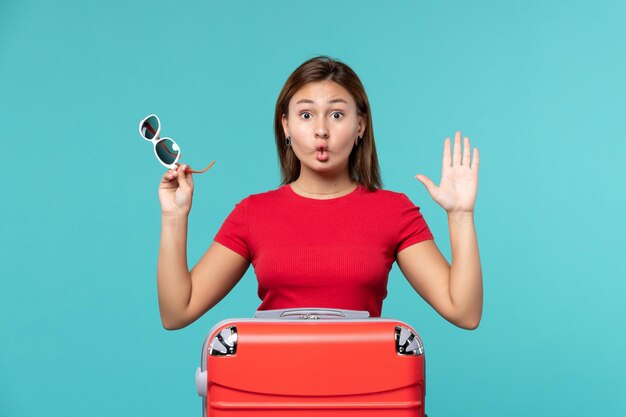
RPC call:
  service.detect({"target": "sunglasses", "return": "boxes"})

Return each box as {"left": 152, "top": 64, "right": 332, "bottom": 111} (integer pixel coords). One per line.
{"left": 138, "top": 114, "right": 215, "bottom": 173}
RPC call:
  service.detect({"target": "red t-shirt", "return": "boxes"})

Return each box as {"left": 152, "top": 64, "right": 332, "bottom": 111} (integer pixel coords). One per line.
{"left": 214, "top": 184, "right": 434, "bottom": 317}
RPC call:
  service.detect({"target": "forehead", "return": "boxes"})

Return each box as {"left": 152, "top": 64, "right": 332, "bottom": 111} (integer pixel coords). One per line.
{"left": 291, "top": 80, "right": 355, "bottom": 107}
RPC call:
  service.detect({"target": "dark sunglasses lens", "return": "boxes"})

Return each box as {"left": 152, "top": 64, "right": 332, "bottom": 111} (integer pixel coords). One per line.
{"left": 141, "top": 116, "right": 159, "bottom": 139}
{"left": 156, "top": 139, "right": 179, "bottom": 165}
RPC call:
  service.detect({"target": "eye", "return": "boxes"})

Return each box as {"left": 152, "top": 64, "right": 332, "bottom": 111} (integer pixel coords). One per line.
{"left": 331, "top": 112, "right": 344, "bottom": 119}
{"left": 300, "top": 112, "right": 312, "bottom": 120}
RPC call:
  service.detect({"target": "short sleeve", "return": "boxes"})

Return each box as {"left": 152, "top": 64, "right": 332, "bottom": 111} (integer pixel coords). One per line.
{"left": 214, "top": 198, "right": 251, "bottom": 260}
{"left": 395, "top": 193, "right": 434, "bottom": 256}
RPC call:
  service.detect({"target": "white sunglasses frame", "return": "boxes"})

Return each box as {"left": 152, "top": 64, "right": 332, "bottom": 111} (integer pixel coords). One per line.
{"left": 138, "top": 113, "right": 182, "bottom": 170}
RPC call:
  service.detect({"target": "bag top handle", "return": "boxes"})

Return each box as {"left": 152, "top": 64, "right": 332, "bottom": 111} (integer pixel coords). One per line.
{"left": 253, "top": 308, "right": 370, "bottom": 320}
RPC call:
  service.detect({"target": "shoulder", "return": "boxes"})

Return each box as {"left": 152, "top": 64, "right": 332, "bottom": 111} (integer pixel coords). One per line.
{"left": 236, "top": 185, "right": 289, "bottom": 207}
{"left": 360, "top": 187, "right": 416, "bottom": 207}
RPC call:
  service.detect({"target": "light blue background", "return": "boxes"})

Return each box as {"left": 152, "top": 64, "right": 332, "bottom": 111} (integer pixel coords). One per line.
{"left": 1, "top": 1, "right": 624, "bottom": 416}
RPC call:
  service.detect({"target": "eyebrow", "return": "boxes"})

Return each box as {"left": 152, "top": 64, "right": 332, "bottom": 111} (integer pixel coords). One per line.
{"left": 295, "top": 98, "right": 349, "bottom": 105}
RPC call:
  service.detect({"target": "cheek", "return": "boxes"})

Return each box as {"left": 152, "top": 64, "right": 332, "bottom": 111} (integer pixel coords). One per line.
{"left": 335, "top": 121, "right": 358, "bottom": 138}
{"left": 289, "top": 139, "right": 308, "bottom": 160}
{"left": 290, "top": 121, "right": 310, "bottom": 136}
{"left": 338, "top": 130, "right": 358, "bottom": 150}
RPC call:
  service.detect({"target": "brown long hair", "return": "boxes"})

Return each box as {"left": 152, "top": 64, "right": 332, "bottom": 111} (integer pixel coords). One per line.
{"left": 274, "top": 55, "right": 382, "bottom": 191}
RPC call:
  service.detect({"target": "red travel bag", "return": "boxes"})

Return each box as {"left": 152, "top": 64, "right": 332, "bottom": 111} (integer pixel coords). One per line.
{"left": 195, "top": 308, "right": 426, "bottom": 416}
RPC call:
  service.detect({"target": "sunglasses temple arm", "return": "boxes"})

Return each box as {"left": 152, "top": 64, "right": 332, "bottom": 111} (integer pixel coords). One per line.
{"left": 184, "top": 160, "right": 216, "bottom": 174}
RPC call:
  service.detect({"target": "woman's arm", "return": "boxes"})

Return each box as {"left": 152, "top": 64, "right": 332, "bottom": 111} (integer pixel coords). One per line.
{"left": 396, "top": 214, "right": 482, "bottom": 329}
{"left": 158, "top": 216, "right": 250, "bottom": 330}
{"left": 401, "top": 131, "right": 482, "bottom": 329}
{"left": 156, "top": 165, "right": 250, "bottom": 330}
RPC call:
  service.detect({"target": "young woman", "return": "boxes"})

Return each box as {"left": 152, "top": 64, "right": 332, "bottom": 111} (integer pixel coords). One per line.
{"left": 156, "top": 56, "right": 482, "bottom": 330}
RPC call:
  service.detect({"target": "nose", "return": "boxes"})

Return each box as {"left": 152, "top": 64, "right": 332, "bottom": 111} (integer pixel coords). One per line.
{"left": 314, "top": 120, "right": 329, "bottom": 139}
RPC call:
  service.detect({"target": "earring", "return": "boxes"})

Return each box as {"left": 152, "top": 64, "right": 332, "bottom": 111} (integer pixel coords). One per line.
{"left": 285, "top": 136, "right": 291, "bottom": 146}
{"left": 356, "top": 136, "right": 363, "bottom": 146}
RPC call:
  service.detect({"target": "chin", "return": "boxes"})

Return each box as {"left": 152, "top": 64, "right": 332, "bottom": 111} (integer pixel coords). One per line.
{"left": 302, "top": 163, "right": 336, "bottom": 175}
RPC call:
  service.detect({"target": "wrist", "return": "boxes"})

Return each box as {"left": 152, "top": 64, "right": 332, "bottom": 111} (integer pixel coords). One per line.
{"left": 161, "top": 212, "right": 189, "bottom": 227}
{"left": 447, "top": 210, "right": 474, "bottom": 224}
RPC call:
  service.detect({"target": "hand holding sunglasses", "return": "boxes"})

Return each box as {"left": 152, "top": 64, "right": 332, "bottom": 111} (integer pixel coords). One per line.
{"left": 138, "top": 114, "right": 215, "bottom": 173}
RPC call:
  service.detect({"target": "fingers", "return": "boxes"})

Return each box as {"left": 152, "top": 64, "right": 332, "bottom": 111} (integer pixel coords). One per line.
{"left": 176, "top": 164, "right": 193, "bottom": 192}
{"left": 161, "top": 168, "right": 178, "bottom": 184}
{"left": 448, "top": 131, "right": 475, "bottom": 168}
{"left": 443, "top": 137, "right": 452, "bottom": 169}
{"left": 472, "top": 147, "right": 480, "bottom": 172}
{"left": 415, "top": 174, "right": 437, "bottom": 196}
{"left": 453, "top": 131, "right": 462, "bottom": 166}
{"left": 185, "top": 165, "right": 194, "bottom": 187}
{"left": 463, "top": 136, "right": 471, "bottom": 166}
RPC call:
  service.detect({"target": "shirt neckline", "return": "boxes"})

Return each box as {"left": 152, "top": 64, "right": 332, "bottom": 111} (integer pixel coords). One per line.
{"left": 283, "top": 183, "right": 364, "bottom": 203}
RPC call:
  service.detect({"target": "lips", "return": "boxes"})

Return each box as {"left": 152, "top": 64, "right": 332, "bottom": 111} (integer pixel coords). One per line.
{"left": 316, "top": 149, "right": 328, "bottom": 161}
{"left": 315, "top": 144, "right": 329, "bottom": 162}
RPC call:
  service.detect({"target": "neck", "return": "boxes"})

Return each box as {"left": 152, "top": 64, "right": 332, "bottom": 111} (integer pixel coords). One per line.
{"left": 292, "top": 181, "right": 356, "bottom": 195}
{"left": 291, "top": 170, "right": 356, "bottom": 198}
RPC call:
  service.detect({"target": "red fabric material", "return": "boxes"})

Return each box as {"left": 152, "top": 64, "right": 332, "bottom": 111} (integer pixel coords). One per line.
{"left": 214, "top": 184, "right": 434, "bottom": 317}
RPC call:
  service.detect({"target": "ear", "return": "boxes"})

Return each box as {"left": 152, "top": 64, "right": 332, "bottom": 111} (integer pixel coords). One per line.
{"left": 357, "top": 114, "right": 366, "bottom": 137}
{"left": 281, "top": 114, "right": 289, "bottom": 137}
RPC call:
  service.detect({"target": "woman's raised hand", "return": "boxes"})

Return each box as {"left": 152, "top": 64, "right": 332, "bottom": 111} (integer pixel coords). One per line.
{"left": 415, "top": 131, "right": 480, "bottom": 213}
{"left": 159, "top": 164, "right": 194, "bottom": 216}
